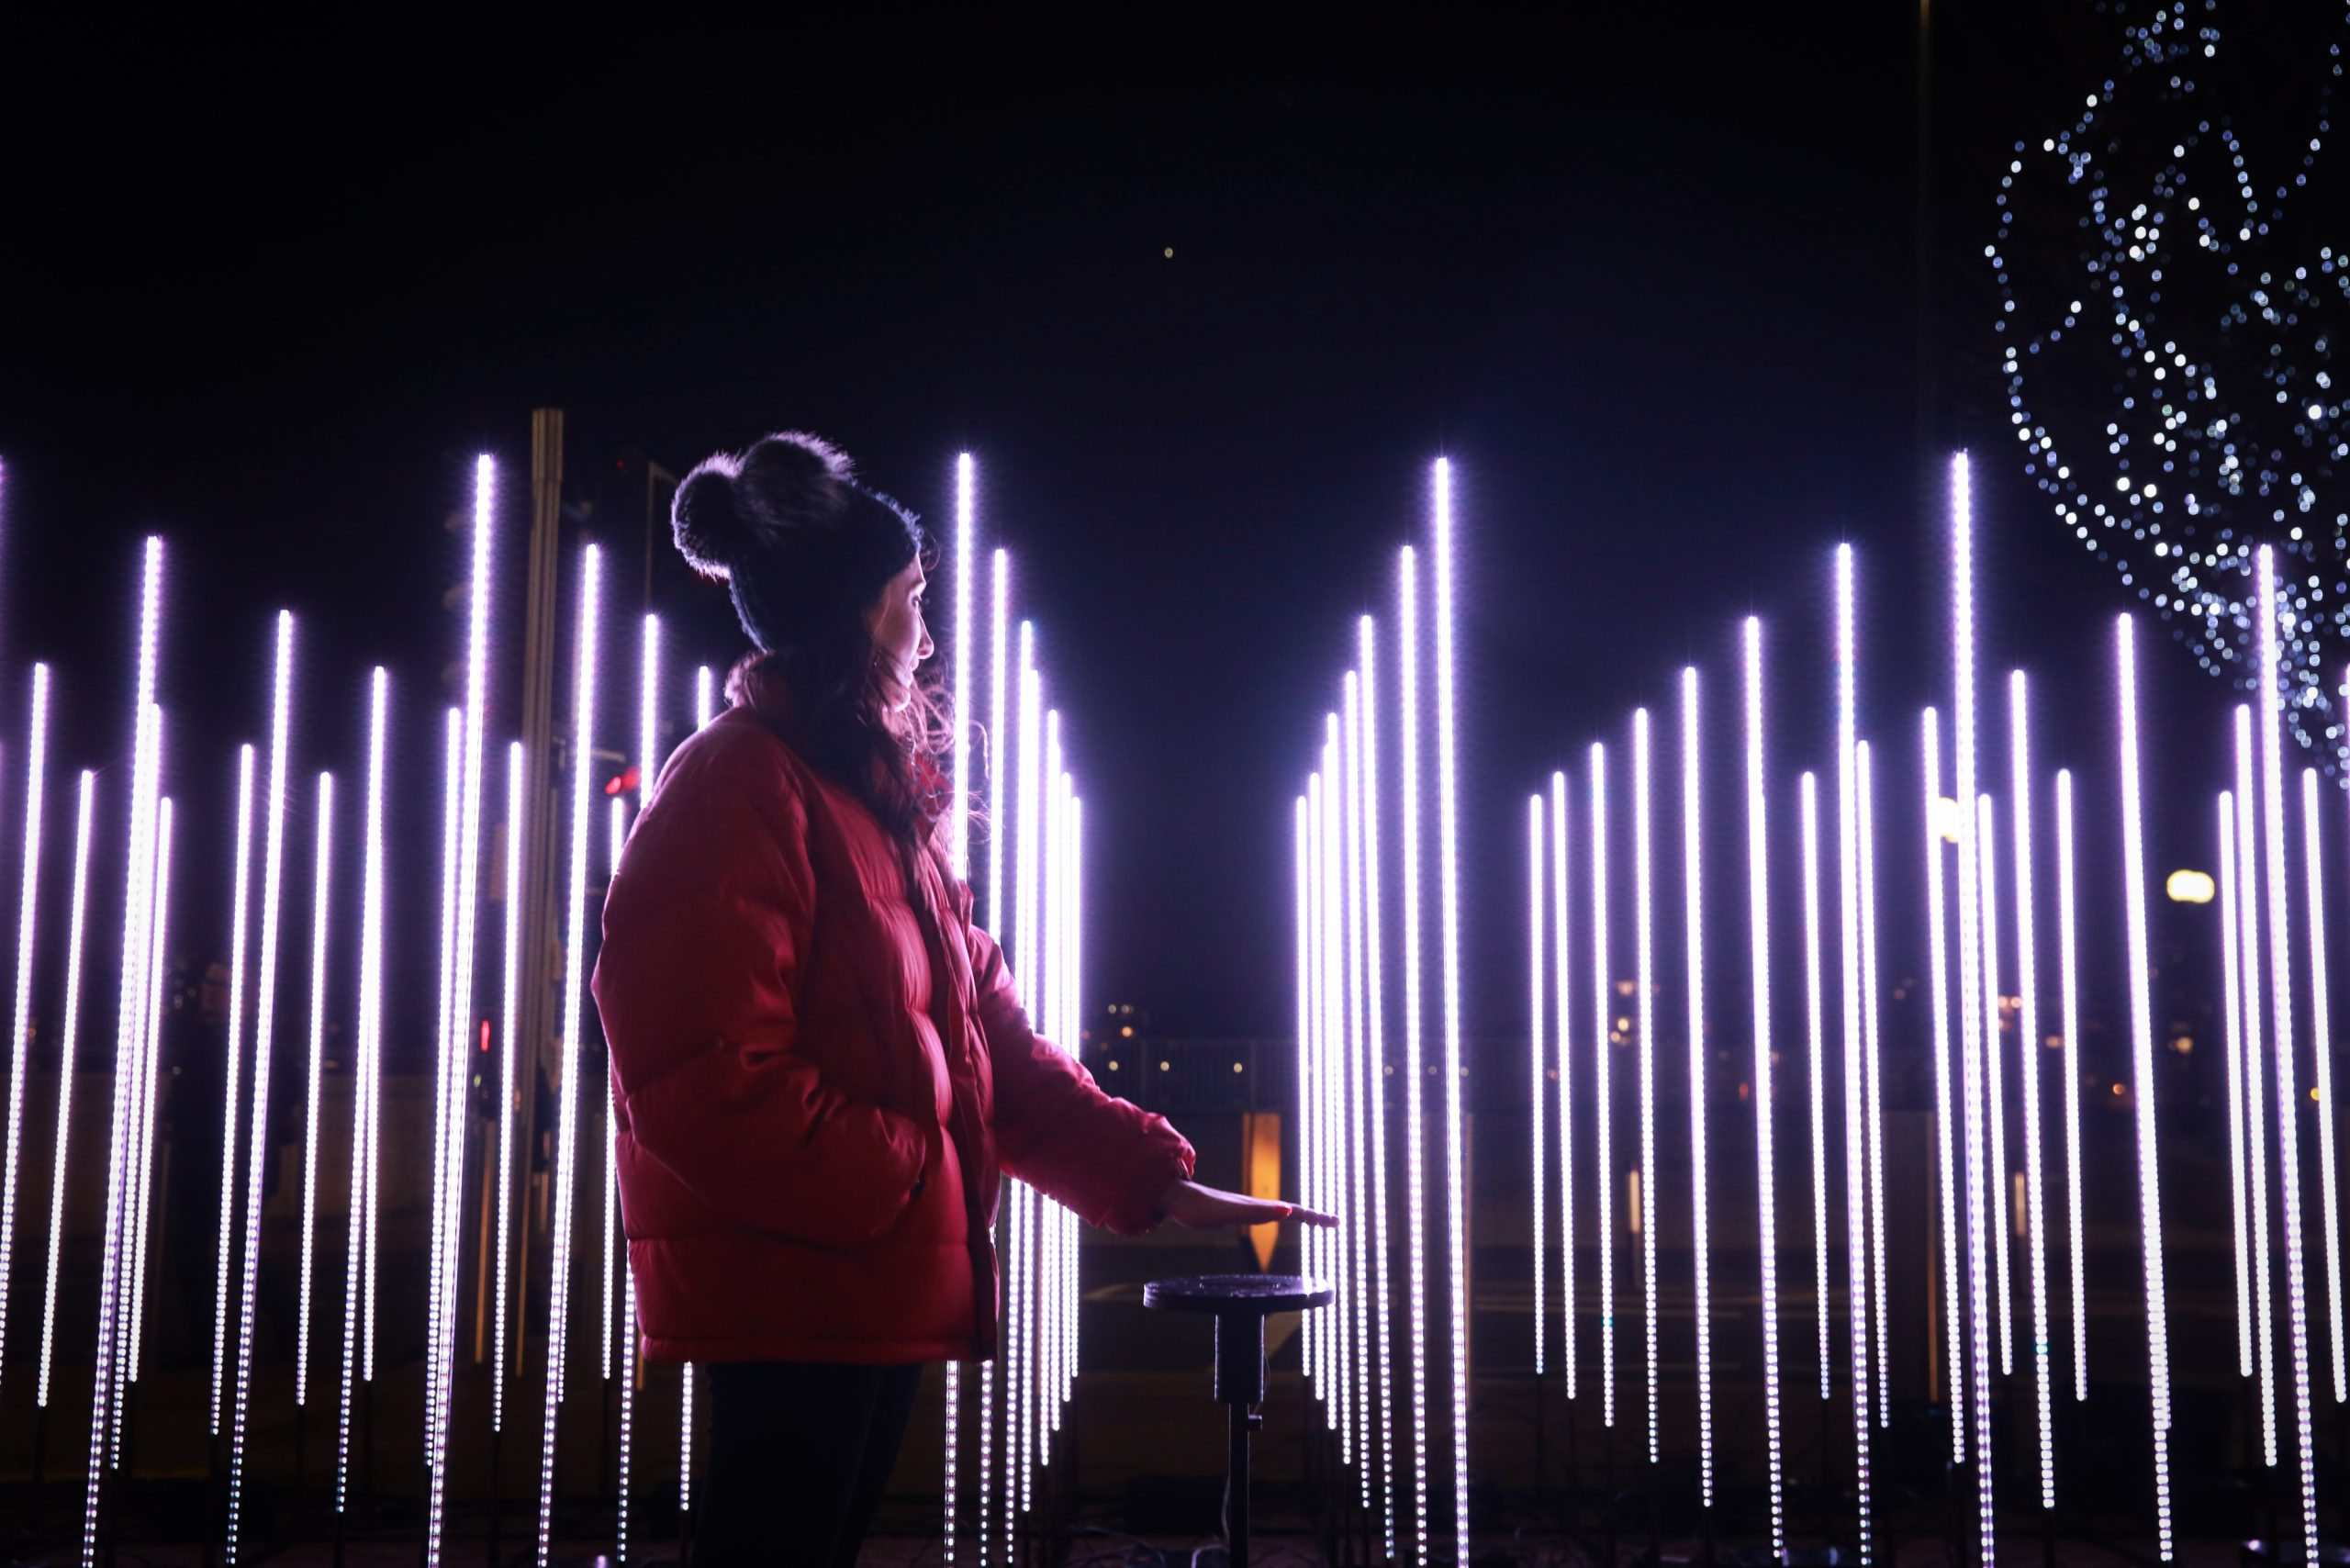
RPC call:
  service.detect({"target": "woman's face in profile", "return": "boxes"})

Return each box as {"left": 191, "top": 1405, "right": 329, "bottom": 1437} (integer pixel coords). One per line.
{"left": 866, "top": 557, "right": 933, "bottom": 712}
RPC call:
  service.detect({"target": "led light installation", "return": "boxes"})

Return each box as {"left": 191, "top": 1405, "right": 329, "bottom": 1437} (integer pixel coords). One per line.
{"left": 2255, "top": 549, "right": 2319, "bottom": 1555}
{"left": 1432, "top": 456, "right": 1471, "bottom": 1567}
{"left": 2234, "top": 703, "right": 2278, "bottom": 1465}
{"left": 2221, "top": 791, "right": 2255, "bottom": 1378}
{"left": 1924, "top": 711, "right": 1964, "bottom": 1454}
{"left": 2301, "top": 765, "right": 2345, "bottom": 1405}
{"left": 1550, "top": 770, "right": 1573, "bottom": 1405}
{"left": 37, "top": 770, "right": 95, "bottom": 1414}
{"left": 2007, "top": 677, "right": 2053, "bottom": 1504}
{"left": 1951, "top": 455, "right": 1997, "bottom": 1560}
{"left": 1683, "top": 668, "right": 1714, "bottom": 1501}
{"left": 1529, "top": 794, "right": 1547, "bottom": 1376}
{"left": 1633, "top": 706, "right": 1661, "bottom": 1463}
{"left": 1744, "top": 618, "right": 1786, "bottom": 1558}
{"left": 229, "top": 609, "right": 294, "bottom": 1567}
{"left": 213, "top": 744, "right": 255, "bottom": 1432}
{"left": 1831, "top": 546, "right": 1874, "bottom": 1554}
{"left": 1399, "top": 544, "right": 1430, "bottom": 1560}
{"left": 1856, "top": 741, "right": 1891, "bottom": 1431}
{"left": 539, "top": 544, "right": 601, "bottom": 1568}
{"left": 1358, "top": 614, "right": 1397, "bottom": 1553}
{"left": 339, "top": 674, "right": 388, "bottom": 1515}
{"left": 1591, "top": 738, "right": 1614, "bottom": 1432}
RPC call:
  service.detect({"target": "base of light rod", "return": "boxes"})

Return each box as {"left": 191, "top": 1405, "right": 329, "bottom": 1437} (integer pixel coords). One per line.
{"left": 2243, "top": 1542, "right": 2350, "bottom": 1567}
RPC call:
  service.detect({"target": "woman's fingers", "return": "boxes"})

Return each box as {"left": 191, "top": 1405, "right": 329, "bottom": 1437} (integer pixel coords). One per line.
{"left": 1156, "top": 1178, "right": 1343, "bottom": 1230}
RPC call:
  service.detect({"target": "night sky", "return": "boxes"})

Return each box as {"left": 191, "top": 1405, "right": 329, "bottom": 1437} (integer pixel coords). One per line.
{"left": 0, "top": 8, "right": 2247, "bottom": 1039}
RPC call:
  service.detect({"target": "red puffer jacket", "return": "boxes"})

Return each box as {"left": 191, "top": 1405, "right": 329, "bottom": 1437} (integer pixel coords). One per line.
{"left": 592, "top": 676, "right": 1194, "bottom": 1366}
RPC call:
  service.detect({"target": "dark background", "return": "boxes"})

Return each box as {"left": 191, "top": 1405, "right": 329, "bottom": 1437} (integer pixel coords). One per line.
{"left": 0, "top": 7, "right": 2270, "bottom": 1040}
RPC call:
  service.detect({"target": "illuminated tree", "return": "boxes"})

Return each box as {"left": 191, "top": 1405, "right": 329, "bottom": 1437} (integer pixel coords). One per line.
{"left": 1991, "top": 1, "right": 2349, "bottom": 758}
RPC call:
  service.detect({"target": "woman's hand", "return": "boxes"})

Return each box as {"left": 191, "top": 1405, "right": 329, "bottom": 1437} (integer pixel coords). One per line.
{"left": 1154, "top": 1178, "right": 1338, "bottom": 1230}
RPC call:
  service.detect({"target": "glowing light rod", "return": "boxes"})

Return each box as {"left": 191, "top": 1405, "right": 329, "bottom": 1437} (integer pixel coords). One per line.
{"left": 1831, "top": 544, "right": 1873, "bottom": 1560}
{"left": 1857, "top": 743, "right": 1890, "bottom": 1433}
{"left": 1343, "top": 683, "right": 1371, "bottom": 1502}
{"left": 2220, "top": 791, "right": 2253, "bottom": 1380}
{"left": 945, "top": 451, "right": 973, "bottom": 1564}
{"left": 1924, "top": 712, "right": 1964, "bottom": 1452}
{"left": 1431, "top": 455, "right": 1470, "bottom": 1567}
{"left": 2055, "top": 768, "right": 2085, "bottom": 1402}
{"left": 2301, "top": 766, "right": 2345, "bottom": 1408}
{"left": 229, "top": 608, "right": 294, "bottom": 1567}
{"left": 1398, "top": 544, "right": 1430, "bottom": 1561}
{"left": 1591, "top": 738, "right": 1614, "bottom": 1432}
{"left": 1633, "top": 705, "right": 1660, "bottom": 1464}
{"left": 2116, "top": 613, "right": 2175, "bottom": 1561}
{"left": 539, "top": 543, "right": 602, "bottom": 1568}
{"left": 1529, "top": 794, "right": 1547, "bottom": 1378}
{"left": 2234, "top": 705, "right": 2277, "bottom": 1466}
{"left": 1551, "top": 770, "right": 1573, "bottom": 1406}
{"left": 37, "top": 769, "right": 95, "bottom": 1414}
{"left": 2255, "top": 550, "right": 2317, "bottom": 1557}
{"left": 1682, "top": 667, "right": 1713, "bottom": 1504}
{"left": 0, "top": 664, "right": 50, "bottom": 1394}
{"left": 494, "top": 737, "right": 521, "bottom": 1432}
{"left": 1357, "top": 613, "right": 1396, "bottom": 1556}
{"left": 125, "top": 790, "right": 173, "bottom": 1392}
{"left": 2009, "top": 675, "right": 2053, "bottom": 1506}
{"left": 1950, "top": 455, "right": 1996, "bottom": 1560}
{"left": 1743, "top": 618, "right": 1785, "bottom": 1560}
{"left": 211, "top": 743, "right": 256, "bottom": 1431}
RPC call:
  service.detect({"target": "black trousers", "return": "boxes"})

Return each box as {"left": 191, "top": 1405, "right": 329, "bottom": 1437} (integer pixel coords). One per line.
{"left": 692, "top": 1360, "right": 924, "bottom": 1568}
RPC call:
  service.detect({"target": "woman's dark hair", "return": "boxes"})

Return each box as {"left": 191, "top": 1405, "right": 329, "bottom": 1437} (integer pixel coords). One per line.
{"left": 672, "top": 433, "right": 952, "bottom": 852}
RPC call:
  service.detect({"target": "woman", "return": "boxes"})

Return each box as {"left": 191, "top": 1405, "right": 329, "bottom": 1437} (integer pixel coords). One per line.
{"left": 592, "top": 431, "right": 1331, "bottom": 1567}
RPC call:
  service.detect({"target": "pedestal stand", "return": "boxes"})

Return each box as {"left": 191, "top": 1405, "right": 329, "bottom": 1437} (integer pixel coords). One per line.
{"left": 1142, "top": 1274, "right": 1333, "bottom": 1568}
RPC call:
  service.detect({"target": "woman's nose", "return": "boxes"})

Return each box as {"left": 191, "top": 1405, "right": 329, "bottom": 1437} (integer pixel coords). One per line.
{"left": 918, "top": 628, "right": 935, "bottom": 661}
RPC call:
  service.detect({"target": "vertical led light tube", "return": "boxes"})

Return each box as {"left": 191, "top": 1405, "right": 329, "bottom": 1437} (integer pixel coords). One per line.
{"left": 539, "top": 544, "right": 603, "bottom": 1568}
{"left": 229, "top": 609, "right": 294, "bottom": 1566}
{"left": 1743, "top": 618, "right": 1785, "bottom": 1559}
{"left": 2008, "top": 676, "right": 2053, "bottom": 1505}
{"left": 979, "top": 548, "right": 1008, "bottom": 1560}
{"left": 2300, "top": 768, "right": 2347, "bottom": 1405}
{"left": 1551, "top": 772, "right": 1574, "bottom": 1404}
{"left": 1633, "top": 706, "right": 1660, "bottom": 1463}
{"left": 1321, "top": 721, "right": 1350, "bottom": 1462}
{"left": 37, "top": 771, "right": 95, "bottom": 1412}
{"left": 605, "top": 791, "right": 626, "bottom": 1384}
{"left": 1342, "top": 681, "right": 1371, "bottom": 1502}
{"left": 1591, "top": 739, "right": 1614, "bottom": 1431}
{"left": 1682, "top": 668, "right": 1713, "bottom": 1501}
{"left": 694, "top": 666, "right": 713, "bottom": 728}
{"left": 1529, "top": 795, "right": 1548, "bottom": 1377}
{"left": 295, "top": 772, "right": 334, "bottom": 1405}
{"left": 2254, "top": 551, "right": 2318, "bottom": 1554}
{"left": 1431, "top": 456, "right": 1470, "bottom": 1565}
{"left": 426, "top": 708, "right": 465, "bottom": 1564}
{"left": 1015, "top": 644, "right": 1042, "bottom": 1519}
{"left": 361, "top": 689, "right": 388, "bottom": 1385}
{"left": 2235, "top": 705, "right": 2278, "bottom": 1463}
{"left": 209, "top": 745, "right": 255, "bottom": 1433}
{"left": 1979, "top": 791, "right": 2012, "bottom": 1383}
{"left": 2220, "top": 793, "right": 2254, "bottom": 1378}
{"left": 1297, "top": 788, "right": 1313, "bottom": 1397}
{"left": 1949, "top": 456, "right": 1996, "bottom": 1554}
{"left": 1397, "top": 545, "right": 1430, "bottom": 1560}
{"left": 1357, "top": 614, "right": 1396, "bottom": 1553}
{"left": 1858, "top": 744, "right": 1891, "bottom": 1431}
{"left": 340, "top": 676, "right": 387, "bottom": 1511}
{"left": 2055, "top": 769, "right": 2087, "bottom": 1401}
{"left": 1801, "top": 774, "right": 1831, "bottom": 1400}
{"left": 0, "top": 664, "right": 50, "bottom": 1391}
{"left": 1924, "top": 714, "right": 1964, "bottom": 1448}
{"left": 1306, "top": 772, "right": 1327, "bottom": 1410}
{"left": 494, "top": 739, "right": 521, "bottom": 1430}
{"left": 2308, "top": 765, "right": 2347, "bottom": 1404}
{"left": 2115, "top": 615, "right": 2176, "bottom": 1558}
{"left": 945, "top": 452, "right": 974, "bottom": 1563}
{"left": 1830, "top": 546, "right": 1874, "bottom": 1555}
{"left": 429, "top": 452, "right": 493, "bottom": 1568}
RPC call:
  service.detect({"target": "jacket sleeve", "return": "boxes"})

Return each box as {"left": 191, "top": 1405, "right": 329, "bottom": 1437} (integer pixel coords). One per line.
{"left": 594, "top": 746, "right": 925, "bottom": 1250}
{"left": 968, "top": 921, "right": 1194, "bottom": 1236}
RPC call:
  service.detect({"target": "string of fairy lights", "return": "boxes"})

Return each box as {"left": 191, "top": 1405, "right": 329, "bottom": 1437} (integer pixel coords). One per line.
{"left": 1994, "top": 0, "right": 2349, "bottom": 760}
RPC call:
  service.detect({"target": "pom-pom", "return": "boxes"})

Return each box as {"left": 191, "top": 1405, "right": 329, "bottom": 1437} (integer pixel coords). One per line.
{"left": 671, "top": 431, "right": 860, "bottom": 580}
